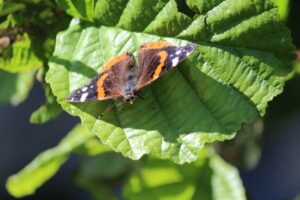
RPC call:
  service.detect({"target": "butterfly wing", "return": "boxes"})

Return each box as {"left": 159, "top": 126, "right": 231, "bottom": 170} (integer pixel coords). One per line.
{"left": 67, "top": 53, "right": 134, "bottom": 102}
{"left": 136, "top": 41, "right": 197, "bottom": 90}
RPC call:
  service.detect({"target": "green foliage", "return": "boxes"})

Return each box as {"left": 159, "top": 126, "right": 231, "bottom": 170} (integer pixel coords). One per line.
{"left": 5, "top": 124, "right": 107, "bottom": 198}
{"left": 296, "top": 61, "right": 300, "bottom": 74}
{"left": 273, "top": 0, "right": 290, "bottom": 20}
{"left": 75, "top": 149, "right": 246, "bottom": 200}
{"left": 0, "top": 32, "right": 43, "bottom": 72}
{"left": 47, "top": 0, "right": 295, "bottom": 164}
{"left": 0, "top": 1, "right": 25, "bottom": 17}
{"left": 0, "top": 1, "right": 70, "bottom": 73}
{"left": 123, "top": 152, "right": 246, "bottom": 200}
{"left": 1, "top": 0, "right": 297, "bottom": 199}
{"left": 56, "top": 0, "right": 94, "bottom": 20}
{"left": 73, "top": 137, "right": 112, "bottom": 156}
{"left": 0, "top": 0, "right": 70, "bottom": 103}
{"left": 3, "top": 130, "right": 248, "bottom": 200}
{"left": 0, "top": 69, "right": 34, "bottom": 105}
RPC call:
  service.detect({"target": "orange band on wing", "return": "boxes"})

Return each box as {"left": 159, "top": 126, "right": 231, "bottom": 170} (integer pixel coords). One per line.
{"left": 100, "top": 53, "right": 128, "bottom": 73}
{"left": 151, "top": 51, "right": 168, "bottom": 81}
{"left": 141, "top": 41, "right": 172, "bottom": 50}
{"left": 97, "top": 73, "right": 109, "bottom": 99}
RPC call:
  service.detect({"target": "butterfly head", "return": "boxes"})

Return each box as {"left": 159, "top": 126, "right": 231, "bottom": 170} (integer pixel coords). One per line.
{"left": 123, "top": 84, "right": 137, "bottom": 104}
{"left": 123, "top": 90, "right": 136, "bottom": 104}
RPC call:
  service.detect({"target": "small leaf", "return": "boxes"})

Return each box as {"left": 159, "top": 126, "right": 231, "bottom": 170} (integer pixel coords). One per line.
{"left": 47, "top": 0, "right": 296, "bottom": 164}
{"left": 296, "top": 62, "right": 300, "bottom": 75}
{"left": 30, "top": 83, "right": 62, "bottom": 124}
{"left": 0, "top": 69, "right": 34, "bottom": 106}
{"left": 56, "top": 0, "right": 95, "bottom": 20}
{"left": 5, "top": 124, "right": 95, "bottom": 198}
{"left": 209, "top": 155, "right": 247, "bottom": 200}
{"left": 123, "top": 151, "right": 246, "bottom": 200}
{"left": 0, "top": 33, "right": 43, "bottom": 73}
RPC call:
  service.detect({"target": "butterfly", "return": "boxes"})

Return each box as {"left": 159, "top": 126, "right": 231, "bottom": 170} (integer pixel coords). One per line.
{"left": 67, "top": 41, "right": 197, "bottom": 104}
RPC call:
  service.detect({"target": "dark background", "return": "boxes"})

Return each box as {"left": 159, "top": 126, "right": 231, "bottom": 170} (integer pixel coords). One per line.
{"left": 1, "top": 0, "right": 300, "bottom": 199}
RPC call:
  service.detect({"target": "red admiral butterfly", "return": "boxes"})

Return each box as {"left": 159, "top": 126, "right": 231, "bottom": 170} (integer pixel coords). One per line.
{"left": 67, "top": 41, "right": 197, "bottom": 103}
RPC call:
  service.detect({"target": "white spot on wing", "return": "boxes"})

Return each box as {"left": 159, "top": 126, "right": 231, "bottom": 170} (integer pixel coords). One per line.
{"left": 172, "top": 57, "right": 179, "bottom": 66}
{"left": 80, "top": 93, "right": 88, "bottom": 102}
{"left": 175, "top": 50, "right": 182, "bottom": 55}
{"left": 82, "top": 87, "right": 88, "bottom": 92}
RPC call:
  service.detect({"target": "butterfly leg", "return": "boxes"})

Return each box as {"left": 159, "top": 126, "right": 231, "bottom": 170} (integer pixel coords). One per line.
{"left": 99, "top": 101, "right": 124, "bottom": 118}
{"left": 136, "top": 92, "right": 145, "bottom": 100}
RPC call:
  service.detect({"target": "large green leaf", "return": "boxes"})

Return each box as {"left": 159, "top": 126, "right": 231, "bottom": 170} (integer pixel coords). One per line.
{"left": 47, "top": 0, "right": 295, "bottom": 164}
{"left": 5, "top": 124, "right": 108, "bottom": 198}
{"left": 0, "top": 69, "right": 34, "bottom": 105}
{"left": 123, "top": 151, "right": 246, "bottom": 200}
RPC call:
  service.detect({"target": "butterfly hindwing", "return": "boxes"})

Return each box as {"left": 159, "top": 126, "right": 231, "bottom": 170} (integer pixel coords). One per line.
{"left": 136, "top": 41, "right": 197, "bottom": 90}
{"left": 67, "top": 53, "right": 134, "bottom": 102}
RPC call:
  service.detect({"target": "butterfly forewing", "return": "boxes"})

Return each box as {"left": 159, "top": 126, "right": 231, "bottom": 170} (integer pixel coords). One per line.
{"left": 136, "top": 41, "right": 197, "bottom": 90}
{"left": 67, "top": 53, "right": 134, "bottom": 102}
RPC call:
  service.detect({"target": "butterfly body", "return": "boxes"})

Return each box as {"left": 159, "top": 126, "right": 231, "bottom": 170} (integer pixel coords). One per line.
{"left": 122, "top": 70, "right": 139, "bottom": 103}
{"left": 67, "top": 41, "right": 197, "bottom": 103}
